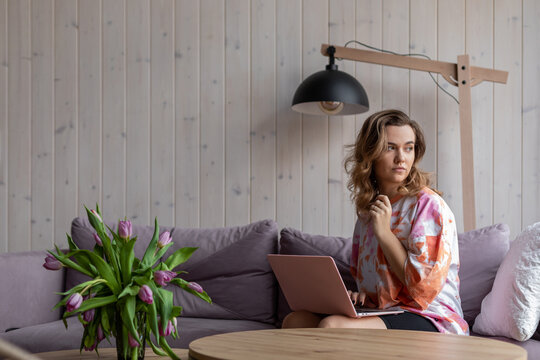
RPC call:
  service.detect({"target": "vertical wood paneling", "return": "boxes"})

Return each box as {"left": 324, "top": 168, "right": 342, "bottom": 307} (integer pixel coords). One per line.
{"left": 409, "top": 0, "right": 437, "bottom": 180}
{"left": 126, "top": 0, "right": 150, "bottom": 224}
{"left": 102, "top": 0, "right": 125, "bottom": 221}
{"left": 522, "top": 0, "right": 540, "bottom": 227}
{"left": 251, "top": 0, "right": 276, "bottom": 222}
{"left": 8, "top": 0, "right": 31, "bottom": 251}
{"left": 328, "top": 0, "right": 356, "bottom": 237}
{"left": 302, "top": 0, "right": 328, "bottom": 235}
{"left": 466, "top": 0, "right": 494, "bottom": 228}
{"left": 175, "top": 0, "right": 199, "bottom": 227}
{"left": 200, "top": 0, "right": 225, "bottom": 227}
{"left": 31, "top": 0, "right": 54, "bottom": 250}
{"left": 78, "top": 0, "right": 101, "bottom": 219}
{"left": 0, "top": 0, "right": 7, "bottom": 252}
{"left": 224, "top": 0, "right": 250, "bottom": 226}
{"left": 276, "top": 0, "right": 302, "bottom": 230}
{"left": 437, "top": 0, "right": 464, "bottom": 232}
{"left": 494, "top": 0, "right": 522, "bottom": 239}
{"left": 355, "top": 0, "right": 382, "bottom": 130}
{"left": 381, "top": 0, "right": 408, "bottom": 111}
{"left": 150, "top": 0, "right": 174, "bottom": 226}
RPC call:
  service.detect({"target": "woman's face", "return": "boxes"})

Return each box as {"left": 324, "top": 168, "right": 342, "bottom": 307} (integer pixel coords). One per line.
{"left": 373, "top": 125, "right": 416, "bottom": 192}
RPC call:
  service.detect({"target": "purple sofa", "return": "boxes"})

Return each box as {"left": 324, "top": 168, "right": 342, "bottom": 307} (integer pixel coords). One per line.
{"left": 0, "top": 219, "right": 538, "bottom": 359}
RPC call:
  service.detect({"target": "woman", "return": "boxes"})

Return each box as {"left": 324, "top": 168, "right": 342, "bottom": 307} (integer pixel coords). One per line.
{"left": 282, "top": 109, "right": 469, "bottom": 335}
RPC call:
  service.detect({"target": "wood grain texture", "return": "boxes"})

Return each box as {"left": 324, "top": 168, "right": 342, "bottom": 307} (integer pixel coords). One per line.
{"left": 276, "top": 0, "right": 302, "bottom": 231}
{"left": 126, "top": 0, "right": 150, "bottom": 225}
{"left": 437, "top": 0, "right": 465, "bottom": 232}
{"left": 0, "top": 0, "right": 6, "bottom": 252}
{"left": 493, "top": 0, "right": 522, "bottom": 239}
{"left": 54, "top": 0, "right": 78, "bottom": 247}
{"left": 302, "top": 0, "right": 328, "bottom": 235}
{"left": 175, "top": 0, "right": 200, "bottom": 228}
{"left": 328, "top": 0, "right": 356, "bottom": 237}
{"left": 150, "top": 0, "right": 174, "bottom": 225}
{"left": 77, "top": 0, "right": 101, "bottom": 220}
{"left": 7, "top": 0, "right": 31, "bottom": 252}
{"left": 251, "top": 0, "right": 276, "bottom": 223}
{"left": 199, "top": 0, "right": 225, "bottom": 227}
{"left": 189, "top": 328, "right": 527, "bottom": 360}
{"left": 409, "top": 0, "right": 437, "bottom": 184}
{"left": 31, "top": 0, "right": 55, "bottom": 250}
{"left": 466, "top": 0, "right": 494, "bottom": 229}
{"left": 102, "top": 0, "right": 126, "bottom": 222}
{"left": 381, "top": 0, "right": 408, "bottom": 111}
{"left": 225, "top": 0, "right": 250, "bottom": 226}
{"left": 522, "top": 0, "right": 540, "bottom": 228}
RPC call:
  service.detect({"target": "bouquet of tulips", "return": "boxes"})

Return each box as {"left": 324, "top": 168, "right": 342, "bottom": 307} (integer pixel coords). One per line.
{"left": 43, "top": 205, "right": 211, "bottom": 360}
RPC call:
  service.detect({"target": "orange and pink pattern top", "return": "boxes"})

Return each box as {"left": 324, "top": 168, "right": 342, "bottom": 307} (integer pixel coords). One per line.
{"left": 350, "top": 187, "right": 469, "bottom": 335}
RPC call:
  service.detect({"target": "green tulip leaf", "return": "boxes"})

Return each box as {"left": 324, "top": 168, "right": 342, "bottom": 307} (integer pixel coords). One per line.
{"left": 153, "top": 242, "right": 174, "bottom": 264}
{"left": 121, "top": 296, "right": 141, "bottom": 346}
{"left": 68, "top": 250, "right": 121, "bottom": 294}
{"left": 159, "top": 337, "right": 181, "bottom": 360}
{"left": 140, "top": 218, "right": 159, "bottom": 270}
{"left": 164, "top": 247, "right": 198, "bottom": 270}
{"left": 146, "top": 335, "right": 167, "bottom": 356}
{"left": 170, "top": 278, "right": 212, "bottom": 304}
{"left": 147, "top": 300, "right": 160, "bottom": 345}
{"left": 120, "top": 238, "right": 136, "bottom": 285}
{"left": 65, "top": 295, "right": 117, "bottom": 316}
{"left": 118, "top": 284, "right": 140, "bottom": 299}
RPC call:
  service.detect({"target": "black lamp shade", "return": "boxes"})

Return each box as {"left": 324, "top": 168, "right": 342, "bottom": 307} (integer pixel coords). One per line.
{"left": 291, "top": 68, "right": 369, "bottom": 116}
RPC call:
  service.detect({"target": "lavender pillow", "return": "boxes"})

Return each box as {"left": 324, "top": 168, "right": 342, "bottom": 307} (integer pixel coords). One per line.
{"left": 277, "top": 228, "right": 356, "bottom": 322}
{"left": 68, "top": 218, "right": 279, "bottom": 324}
{"left": 458, "top": 223, "right": 510, "bottom": 326}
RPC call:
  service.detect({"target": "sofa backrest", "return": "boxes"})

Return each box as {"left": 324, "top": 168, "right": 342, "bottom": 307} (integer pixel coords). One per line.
{"left": 68, "top": 217, "right": 279, "bottom": 325}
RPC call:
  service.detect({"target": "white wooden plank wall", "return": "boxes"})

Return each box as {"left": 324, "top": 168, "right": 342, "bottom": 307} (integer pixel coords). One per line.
{"left": 0, "top": 0, "right": 538, "bottom": 252}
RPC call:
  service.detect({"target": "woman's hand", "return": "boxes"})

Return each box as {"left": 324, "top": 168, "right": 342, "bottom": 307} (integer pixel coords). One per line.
{"left": 347, "top": 290, "right": 366, "bottom": 306}
{"left": 369, "top": 195, "right": 393, "bottom": 239}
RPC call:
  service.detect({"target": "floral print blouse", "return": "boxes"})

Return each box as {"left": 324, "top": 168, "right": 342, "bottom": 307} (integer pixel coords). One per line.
{"left": 350, "top": 187, "right": 469, "bottom": 335}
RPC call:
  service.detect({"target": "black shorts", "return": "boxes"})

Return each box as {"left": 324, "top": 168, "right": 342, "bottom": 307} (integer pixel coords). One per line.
{"left": 379, "top": 312, "right": 439, "bottom": 332}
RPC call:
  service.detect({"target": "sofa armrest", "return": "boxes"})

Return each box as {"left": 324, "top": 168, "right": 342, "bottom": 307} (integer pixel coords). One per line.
{"left": 0, "top": 250, "right": 65, "bottom": 332}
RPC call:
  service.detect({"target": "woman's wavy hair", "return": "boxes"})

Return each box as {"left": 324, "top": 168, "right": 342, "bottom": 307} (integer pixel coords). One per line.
{"left": 344, "top": 109, "right": 438, "bottom": 216}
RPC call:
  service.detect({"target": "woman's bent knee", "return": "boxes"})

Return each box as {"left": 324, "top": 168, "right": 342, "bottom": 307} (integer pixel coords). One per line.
{"left": 282, "top": 311, "right": 322, "bottom": 328}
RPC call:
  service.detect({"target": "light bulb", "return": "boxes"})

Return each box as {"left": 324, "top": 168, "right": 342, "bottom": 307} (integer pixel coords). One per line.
{"left": 318, "top": 101, "right": 344, "bottom": 115}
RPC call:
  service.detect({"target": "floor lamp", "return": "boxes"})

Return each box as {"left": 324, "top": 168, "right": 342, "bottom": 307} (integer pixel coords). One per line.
{"left": 292, "top": 44, "right": 508, "bottom": 231}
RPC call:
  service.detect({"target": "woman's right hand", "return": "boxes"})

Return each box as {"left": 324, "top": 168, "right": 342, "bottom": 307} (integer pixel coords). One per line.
{"left": 347, "top": 290, "right": 366, "bottom": 306}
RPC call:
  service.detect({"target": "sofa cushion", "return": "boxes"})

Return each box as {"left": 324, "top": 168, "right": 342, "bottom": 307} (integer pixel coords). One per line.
{"left": 277, "top": 228, "right": 356, "bottom": 321}
{"left": 473, "top": 222, "right": 540, "bottom": 341}
{"left": 68, "top": 218, "right": 279, "bottom": 324}
{"left": 457, "top": 223, "right": 510, "bottom": 326}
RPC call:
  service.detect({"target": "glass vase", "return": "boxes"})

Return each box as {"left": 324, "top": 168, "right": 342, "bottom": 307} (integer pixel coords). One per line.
{"left": 115, "top": 311, "right": 147, "bottom": 360}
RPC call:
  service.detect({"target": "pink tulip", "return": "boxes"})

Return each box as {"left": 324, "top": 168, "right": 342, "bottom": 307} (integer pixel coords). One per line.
{"left": 187, "top": 282, "right": 203, "bottom": 294}
{"left": 138, "top": 285, "right": 153, "bottom": 304}
{"left": 66, "top": 293, "right": 83, "bottom": 312}
{"left": 154, "top": 271, "right": 176, "bottom": 287}
{"left": 93, "top": 233, "right": 103, "bottom": 247}
{"left": 97, "top": 325, "right": 105, "bottom": 342}
{"left": 128, "top": 332, "right": 139, "bottom": 348}
{"left": 157, "top": 231, "right": 171, "bottom": 248}
{"left": 90, "top": 209, "right": 102, "bottom": 223}
{"left": 158, "top": 319, "right": 175, "bottom": 337}
{"left": 43, "top": 254, "right": 62, "bottom": 271}
{"left": 83, "top": 308, "right": 95, "bottom": 323}
{"left": 84, "top": 341, "right": 97, "bottom": 352}
{"left": 118, "top": 220, "right": 132, "bottom": 240}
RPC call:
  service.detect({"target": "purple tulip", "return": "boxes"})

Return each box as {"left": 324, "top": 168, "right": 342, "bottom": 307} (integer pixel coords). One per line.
{"left": 187, "top": 282, "right": 203, "bottom": 294}
{"left": 128, "top": 332, "right": 139, "bottom": 348}
{"left": 43, "top": 254, "right": 62, "bottom": 271}
{"left": 83, "top": 308, "right": 95, "bottom": 323}
{"left": 118, "top": 220, "right": 132, "bottom": 240}
{"left": 66, "top": 293, "right": 83, "bottom": 312}
{"left": 97, "top": 325, "right": 105, "bottom": 342}
{"left": 154, "top": 270, "right": 176, "bottom": 287}
{"left": 90, "top": 209, "right": 102, "bottom": 223}
{"left": 157, "top": 231, "right": 171, "bottom": 248}
{"left": 93, "top": 233, "right": 103, "bottom": 247}
{"left": 84, "top": 341, "right": 97, "bottom": 352}
{"left": 158, "top": 319, "right": 175, "bottom": 337}
{"left": 138, "top": 285, "right": 153, "bottom": 304}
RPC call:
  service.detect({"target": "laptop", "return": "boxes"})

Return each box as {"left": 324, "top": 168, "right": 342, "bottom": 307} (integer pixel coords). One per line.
{"left": 268, "top": 254, "right": 404, "bottom": 318}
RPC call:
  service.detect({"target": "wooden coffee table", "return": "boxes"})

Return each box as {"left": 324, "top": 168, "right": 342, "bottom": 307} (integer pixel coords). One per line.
{"left": 35, "top": 347, "right": 189, "bottom": 359}
{"left": 188, "top": 328, "right": 527, "bottom": 360}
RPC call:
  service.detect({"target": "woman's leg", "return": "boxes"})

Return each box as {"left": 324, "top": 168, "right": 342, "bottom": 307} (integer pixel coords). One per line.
{"left": 318, "top": 315, "right": 387, "bottom": 329}
{"left": 282, "top": 311, "right": 325, "bottom": 328}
